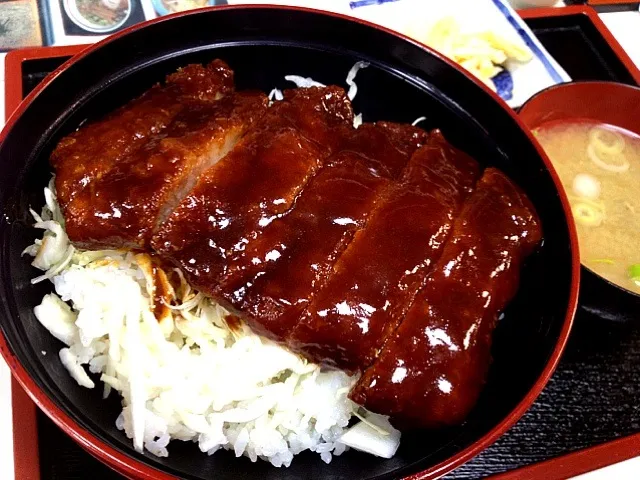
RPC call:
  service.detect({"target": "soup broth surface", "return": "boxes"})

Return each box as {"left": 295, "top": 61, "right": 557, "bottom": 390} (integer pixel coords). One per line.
{"left": 536, "top": 121, "right": 640, "bottom": 294}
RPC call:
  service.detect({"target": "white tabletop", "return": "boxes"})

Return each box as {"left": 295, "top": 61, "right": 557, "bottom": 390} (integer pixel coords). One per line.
{"left": 1, "top": 8, "right": 639, "bottom": 480}
{"left": 600, "top": 11, "right": 640, "bottom": 67}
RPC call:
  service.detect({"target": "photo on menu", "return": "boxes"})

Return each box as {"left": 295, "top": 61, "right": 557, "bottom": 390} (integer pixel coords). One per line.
{"left": 151, "top": 0, "right": 226, "bottom": 16}
{"left": 0, "top": 0, "right": 43, "bottom": 50}
{"left": 58, "top": 0, "right": 146, "bottom": 35}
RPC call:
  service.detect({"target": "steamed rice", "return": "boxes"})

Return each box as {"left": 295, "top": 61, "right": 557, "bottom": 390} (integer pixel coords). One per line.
{"left": 25, "top": 180, "right": 400, "bottom": 467}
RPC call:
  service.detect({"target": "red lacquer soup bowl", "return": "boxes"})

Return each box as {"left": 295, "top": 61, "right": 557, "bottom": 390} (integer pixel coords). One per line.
{"left": 0, "top": 6, "right": 578, "bottom": 480}
{"left": 520, "top": 81, "right": 640, "bottom": 322}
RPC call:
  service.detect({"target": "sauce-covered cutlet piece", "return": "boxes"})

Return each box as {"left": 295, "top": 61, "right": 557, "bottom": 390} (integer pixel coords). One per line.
{"left": 349, "top": 168, "right": 542, "bottom": 429}
{"left": 63, "top": 91, "right": 269, "bottom": 249}
{"left": 216, "top": 121, "right": 428, "bottom": 295}
{"left": 342, "top": 122, "right": 429, "bottom": 178}
{"left": 222, "top": 153, "right": 391, "bottom": 341}
{"left": 152, "top": 128, "right": 325, "bottom": 291}
{"left": 290, "top": 131, "right": 480, "bottom": 372}
{"left": 51, "top": 60, "right": 234, "bottom": 211}
{"left": 152, "top": 86, "right": 355, "bottom": 293}
{"left": 269, "top": 86, "right": 354, "bottom": 148}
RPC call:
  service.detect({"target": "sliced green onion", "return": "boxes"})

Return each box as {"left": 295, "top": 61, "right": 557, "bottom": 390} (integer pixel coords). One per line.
{"left": 591, "top": 258, "right": 615, "bottom": 265}
{"left": 589, "top": 127, "right": 625, "bottom": 155}
{"left": 572, "top": 201, "right": 604, "bottom": 227}
{"left": 628, "top": 264, "right": 640, "bottom": 283}
{"left": 587, "top": 144, "right": 630, "bottom": 173}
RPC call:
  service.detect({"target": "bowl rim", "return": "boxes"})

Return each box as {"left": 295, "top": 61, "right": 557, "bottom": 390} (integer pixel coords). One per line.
{"left": 519, "top": 78, "right": 640, "bottom": 102}
{"left": 519, "top": 79, "right": 640, "bottom": 301}
{"left": 0, "top": 4, "right": 580, "bottom": 480}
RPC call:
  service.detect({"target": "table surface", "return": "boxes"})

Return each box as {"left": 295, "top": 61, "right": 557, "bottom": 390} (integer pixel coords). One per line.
{"left": 2, "top": 6, "right": 640, "bottom": 480}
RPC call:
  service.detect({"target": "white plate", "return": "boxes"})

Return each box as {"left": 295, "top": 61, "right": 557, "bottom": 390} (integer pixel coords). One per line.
{"left": 227, "top": 0, "right": 571, "bottom": 107}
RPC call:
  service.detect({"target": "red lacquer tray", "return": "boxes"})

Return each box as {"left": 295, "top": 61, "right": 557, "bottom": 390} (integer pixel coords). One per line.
{"left": 6, "top": 6, "right": 640, "bottom": 479}
{"left": 519, "top": 5, "right": 640, "bottom": 84}
{"left": 488, "top": 432, "right": 640, "bottom": 479}
{"left": 6, "top": 45, "right": 89, "bottom": 480}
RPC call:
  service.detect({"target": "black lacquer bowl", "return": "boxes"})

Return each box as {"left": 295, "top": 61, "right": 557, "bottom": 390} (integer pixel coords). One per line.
{"left": 0, "top": 6, "right": 578, "bottom": 480}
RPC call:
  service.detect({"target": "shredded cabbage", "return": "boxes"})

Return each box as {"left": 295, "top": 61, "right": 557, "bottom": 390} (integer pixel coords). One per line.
{"left": 345, "top": 61, "right": 370, "bottom": 101}
{"left": 284, "top": 75, "right": 326, "bottom": 89}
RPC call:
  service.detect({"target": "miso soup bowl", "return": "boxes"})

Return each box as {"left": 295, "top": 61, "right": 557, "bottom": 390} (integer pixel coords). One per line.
{"left": 520, "top": 81, "right": 640, "bottom": 322}
{"left": 0, "top": 5, "right": 578, "bottom": 480}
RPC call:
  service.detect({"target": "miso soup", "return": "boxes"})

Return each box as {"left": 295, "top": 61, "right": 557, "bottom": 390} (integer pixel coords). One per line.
{"left": 535, "top": 122, "right": 640, "bottom": 295}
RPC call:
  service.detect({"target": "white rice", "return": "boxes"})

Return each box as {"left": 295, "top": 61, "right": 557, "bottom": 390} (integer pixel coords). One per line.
{"left": 25, "top": 180, "right": 400, "bottom": 467}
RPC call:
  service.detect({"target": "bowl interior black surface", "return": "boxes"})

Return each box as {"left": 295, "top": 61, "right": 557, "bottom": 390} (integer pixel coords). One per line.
{"left": 0, "top": 7, "right": 574, "bottom": 480}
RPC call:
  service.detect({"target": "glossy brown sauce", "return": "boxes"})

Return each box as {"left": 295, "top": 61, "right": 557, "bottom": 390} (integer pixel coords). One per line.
{"left": 216, "top": 121, "right": 428, "bottom": 301}
{"left": 153, "top": 126, "right": 327, "bottom": 294}
{"left": 350, "top": 168, "right": 542, "bottom": 429}
{"left": 133, "top": 253, "right": 175, "bottom": 323}
{"left": 152, "top": 265, "right": 173, "bottom": 322}
{"left": 290, "top": 131, "right": 481, "bottom": 372}
{"left": 341, "top": 122, "right": 428, "bottom": 178}
{"left": 153, "top": 87, "right": 355, "bottom": 301}
{"left": 225, "top": 315, "right": 243, "bottom": 333}
{"left": 274, "top": 86, "right": 354, "bottom": 149}
{"left": 225, "top": 153, "right": 391, "bottom": 340}
{"left": 52, "top": 60, "right": 235, "bottom": 211}
{"left": 64, "top": 91, "right": 268, "bottom": 249}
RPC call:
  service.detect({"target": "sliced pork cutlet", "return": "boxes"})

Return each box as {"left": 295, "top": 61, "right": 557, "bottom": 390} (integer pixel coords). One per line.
{"left": 342, "top": 121, "right": 429, "bottom": 178}
{"left": 216, "top": 121, "right": 428, "bottom": 297}
{"left": 151, "top": 86, "right": 355, "bottom": 295}
{"left": 349, "top": 168, "right": 542, "bottom": 429}
{"left": 272, "top": 86, "right": 355, "bottom": 148}
{"left": 63, "top": 91, "right": 269, "bottom": 249}
{"left": 219, "top": 153, "right": 391, "bottom": 342}
{"left": 290, "top": 131, "right": 480, "bottom": 373}
{"left": 51, "top": 60, "right": 235, "bottom": 212}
